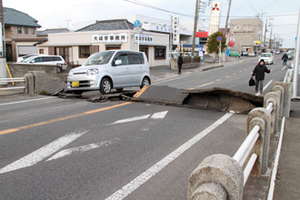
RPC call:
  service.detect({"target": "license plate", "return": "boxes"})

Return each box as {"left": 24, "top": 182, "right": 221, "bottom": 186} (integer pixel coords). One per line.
{"left": 72, "top": 81, "right": 79, "bottom": 87}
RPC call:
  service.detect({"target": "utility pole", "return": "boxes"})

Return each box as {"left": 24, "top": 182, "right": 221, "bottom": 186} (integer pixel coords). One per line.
{"left": 292, "top": 6, "right": 300, "bottom": 98}
{"left": 269, "top": 25, "right": 273, "bottom": 49}
{"left": 192, "top": 0, "right": 199, "bottom": 57}
{"left": 224, "top": 0, "right": 232, "bottom": 36}
{"left": 263, "top": 18, "right": 268, "bottom": 49}
{"left": 169, "top": 16, "right": 173, "bottom": 68}
{"left": 0, "top": 0, "right": 6, "bottom": 83}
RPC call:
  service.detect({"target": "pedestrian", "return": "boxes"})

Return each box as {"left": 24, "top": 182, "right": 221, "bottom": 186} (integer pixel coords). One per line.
{"left": 177, "top": 53, "right": 183, "bottom": 74}
{"left": 252, "top": 59, "right": 272, "bottom": 94}
{"left": 281, "top": 52, "right": 288, "bottom": 66}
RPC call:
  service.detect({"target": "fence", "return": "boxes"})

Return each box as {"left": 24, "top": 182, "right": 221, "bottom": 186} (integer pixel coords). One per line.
{"left": 188, "top": 82, "right": 292, "bottom": 200}
{"left": 0, "top": 77, "right": 25, "bottom": 91}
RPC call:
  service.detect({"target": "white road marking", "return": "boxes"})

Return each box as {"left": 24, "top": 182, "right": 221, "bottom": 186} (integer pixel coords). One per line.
{"left": 282, "top": 66, "right": 287, "bottom": 70}
{"left": 46, "top": 138, "right": 120, "bottom": 161}
{"left": 0, "top": 131, "right": 87, "bottom": 174}
{"left": 108, "top": 114, "right": 151, "bottom": 125}
{"left": 105, "top": 113, "right": 233, "bottom": 200}
{"left": 108, "top": 111, "right": 169, "bottom": 125}
{"left": 256, "top": 80, "right": 273, "bottom": 96}
{"left": 151, "top": 111, "right": 168, "bottom": 119}
{"left": 0, "top": 97, "right": 55, "bottom": 106}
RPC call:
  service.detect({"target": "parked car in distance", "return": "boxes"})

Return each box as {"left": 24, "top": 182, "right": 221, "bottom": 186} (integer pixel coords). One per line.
{"left": 259, "top": 53, "right": 274, "bottom": 64}
{"left": 67, "top": 50, "right": 151, "bottom": 94}
{"left": 229, "top": 49, "right": 240, "bottom": 57}
{"left": 286, "top": 52, "right": 293, "bottom": 60}
{"left": 275, "top": 50, "right": 281, "bottom": 54}
{"left": 22, "top": 55, "right": 67, "bottom": 70}
{"left": 241, "top": 51, "right": 248, "bottom": 56}
{"left": 17, "top": 53, "right": 40, "bottom": 62}
{"left": 248, "top": 52, "right": 255, "bottom": 57}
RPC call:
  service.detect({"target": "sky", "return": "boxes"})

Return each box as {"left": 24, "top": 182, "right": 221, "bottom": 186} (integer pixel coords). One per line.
{"left": 3, "top": 0, "right": 300, "bottom": 48}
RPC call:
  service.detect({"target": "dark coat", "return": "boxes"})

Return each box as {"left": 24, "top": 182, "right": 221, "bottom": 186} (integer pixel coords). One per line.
{"left": 282, "top": 53, "right": 288, "bottom": 60}
{"left": 177, "top": 55, "right": 183, "bottom": 65}
{"left": 252, "top": 63, "right": 271, "bottom": 80}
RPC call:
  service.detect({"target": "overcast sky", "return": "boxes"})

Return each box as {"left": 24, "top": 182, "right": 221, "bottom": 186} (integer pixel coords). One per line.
{"left": 3, "top": 0, "right": 300, "bottom": 48}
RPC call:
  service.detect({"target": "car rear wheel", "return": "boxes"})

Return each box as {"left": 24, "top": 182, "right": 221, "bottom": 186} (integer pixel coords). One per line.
{"left": 140, "top": 77, "right": 150, "bottom": 89}
{"left": 100, "top": 78, "right": 112, "bottom": 94}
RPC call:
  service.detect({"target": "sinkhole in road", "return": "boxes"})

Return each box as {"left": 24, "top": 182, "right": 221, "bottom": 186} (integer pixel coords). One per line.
{"left": 81, "top": 85, "right": 263, "bottom": 114}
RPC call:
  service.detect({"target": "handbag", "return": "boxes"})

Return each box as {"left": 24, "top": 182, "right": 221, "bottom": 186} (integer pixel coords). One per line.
{"left": 249, "top": 77, "right": 255, "bottom": 86}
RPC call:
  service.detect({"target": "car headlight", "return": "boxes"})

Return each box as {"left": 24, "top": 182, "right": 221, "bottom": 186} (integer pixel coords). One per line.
{"left": 68, "top": 70, "right": 74, "bottom": 76}
{"left": 86, "top": 68, "right": 99, "bottom": 75}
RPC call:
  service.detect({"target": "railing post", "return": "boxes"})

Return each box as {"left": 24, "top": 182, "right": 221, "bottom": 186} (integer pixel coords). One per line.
{"left": 246, "top": 108, "right": 271, "bottom": 175}
{"left": 264, "top": 92, "right": 280, "bottom": 135}
{"left": 274, "top": 82, "right": 292, "bottom": 117}
{"left": 24, "top": 73, "right": 34, "bottom": 94}
{"left": 272, "top": 85, "right": 285, "bottom": 118}
{"left": 188, "top": 154, "right": 243, "bottom": 200}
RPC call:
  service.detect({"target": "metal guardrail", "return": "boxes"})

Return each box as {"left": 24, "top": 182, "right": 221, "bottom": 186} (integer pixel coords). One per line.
{"left": 0, "top": 77, "right": 25, "bottom": 91}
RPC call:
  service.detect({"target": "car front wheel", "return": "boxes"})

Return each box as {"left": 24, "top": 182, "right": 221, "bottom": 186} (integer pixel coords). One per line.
{"left": 140, "top": 77, "right": 150, "bottom": 89}
{"left": 100, "top": 78, "right": 112, "bottom": 94}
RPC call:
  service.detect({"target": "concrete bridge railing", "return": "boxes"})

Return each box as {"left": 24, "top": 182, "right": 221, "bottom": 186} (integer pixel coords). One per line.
{"left": 188, "top": 82, "right": 292, "bottom": 200}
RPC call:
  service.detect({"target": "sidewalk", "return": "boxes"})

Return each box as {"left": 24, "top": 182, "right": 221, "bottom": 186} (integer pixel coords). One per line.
{"left": 273, "top": 79, "right": 300, "bottom": 199}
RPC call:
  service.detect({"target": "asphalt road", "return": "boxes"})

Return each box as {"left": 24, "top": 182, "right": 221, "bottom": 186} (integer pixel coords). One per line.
{"left": 0, "top": 55, "right": 287, "bottom": 200}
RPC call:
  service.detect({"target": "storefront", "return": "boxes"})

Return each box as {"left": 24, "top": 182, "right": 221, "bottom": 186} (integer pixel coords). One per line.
{"left": 38, "top": 20, "right": 170, "bottom": 67}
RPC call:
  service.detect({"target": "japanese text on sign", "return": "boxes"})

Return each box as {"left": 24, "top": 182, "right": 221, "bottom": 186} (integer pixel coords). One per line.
{"left": 92, "top": 33, "right": 128, "bottom": 43}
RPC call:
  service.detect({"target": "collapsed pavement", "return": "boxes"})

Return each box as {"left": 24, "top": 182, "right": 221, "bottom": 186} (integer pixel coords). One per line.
{"left": 58, "top": 85, "right": 263, "bottom": 114}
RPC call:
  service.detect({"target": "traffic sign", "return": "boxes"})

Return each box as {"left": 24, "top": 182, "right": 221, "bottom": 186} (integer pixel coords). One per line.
{"left": 217, "top": 36, "right": 223, "bottom": 42}
{"left": 134, "top": 20, "right": 141, "bottom": 27}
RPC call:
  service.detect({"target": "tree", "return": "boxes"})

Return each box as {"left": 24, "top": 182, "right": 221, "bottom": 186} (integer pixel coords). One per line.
{"left": 206, "top": 31, "right": 227, "bottom": 54}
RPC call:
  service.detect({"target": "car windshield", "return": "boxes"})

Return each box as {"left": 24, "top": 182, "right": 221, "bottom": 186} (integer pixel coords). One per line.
{"left": 22, "top": 57, "right": 35, "bottom": 63}
{"left": 82, "top": 51, "right": 115, "bottom": 66}
{"left": 261, "top": 54, "right": 271, "bottom": 57}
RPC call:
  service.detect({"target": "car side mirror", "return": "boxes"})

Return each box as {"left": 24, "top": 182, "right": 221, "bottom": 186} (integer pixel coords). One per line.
{"left": 115, "top": 60, "right": 122, "bottom": 65}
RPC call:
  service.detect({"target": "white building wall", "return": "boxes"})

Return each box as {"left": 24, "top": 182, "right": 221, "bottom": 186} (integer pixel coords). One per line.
{"left": 38, "top": 29, "right": 170, "bottom": 67}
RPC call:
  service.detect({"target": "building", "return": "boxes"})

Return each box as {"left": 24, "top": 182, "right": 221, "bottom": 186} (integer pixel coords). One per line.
{"left": 4, "top": 7, "right": 42, "bottom": 61}
{"left": 229, "top": 18, "right": 263, "bottom": 54}
{"left": 73, "top": 14, "right": 207, "bottom": 52}
{"left": 38, "top": 19, "right": 170, "bottom": 67}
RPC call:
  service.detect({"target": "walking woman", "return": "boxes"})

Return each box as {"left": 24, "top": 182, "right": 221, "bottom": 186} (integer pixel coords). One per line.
{"left": 252, "top": 59, "right": 272, "bottom": 94}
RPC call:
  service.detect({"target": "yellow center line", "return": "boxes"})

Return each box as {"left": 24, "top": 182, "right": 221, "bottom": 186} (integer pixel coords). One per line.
{"left": 196, "top": 81, "right": 214, "bottom": 88}
{"left": 233, "top": 73, "right": 237, "bottom": 75}
{"left": 226, "top": 76, "right": 230, "bottom": 78}
{"left": 0, "top": 102, "right": 132, "bottom": 136}
{"left": 216, "top": 79, "right": 221, "bottom": 81}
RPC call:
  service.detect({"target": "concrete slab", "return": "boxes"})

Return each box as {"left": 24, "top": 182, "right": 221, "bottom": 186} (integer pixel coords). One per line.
{"left": 132, "top": 85, "right": 189, "bottom": 106}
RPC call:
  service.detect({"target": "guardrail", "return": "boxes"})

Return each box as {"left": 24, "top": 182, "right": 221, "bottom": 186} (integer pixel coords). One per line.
{"left": 188, "top": 82, "right": 292, "bottom": 200}
{"left": 0, "top": 77, "right": 25, "bottom": 91}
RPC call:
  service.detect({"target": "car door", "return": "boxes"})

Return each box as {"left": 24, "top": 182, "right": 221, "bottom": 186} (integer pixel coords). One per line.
{"left": 128, "top": 52, "right": 145, "bottom": 86}
{"left": 112, "top": 51, "right": 131, "bottom": 87}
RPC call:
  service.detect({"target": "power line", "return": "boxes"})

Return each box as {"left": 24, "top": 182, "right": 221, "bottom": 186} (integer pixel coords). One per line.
{"left": 123, "top": 0, "right": 194, "bottom": 18}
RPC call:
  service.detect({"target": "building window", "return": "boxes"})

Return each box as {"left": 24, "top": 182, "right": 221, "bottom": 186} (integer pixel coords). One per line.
{"left": 31, "top": 28, "right": 35, "bottom": 34}
{"left": 39, "top": 49, "right": 44, "bottom": 54}
{"left": 154, "top": 47, "right": 166, "bottom": 60}
{"left": 79, "top": 46, "right": 90, "bottom": 58}
{"left": 17, "top": 27, "right": 22, "bottom": 34}
{"left": 24, "top": 27, "right": 28, "bottom": 34}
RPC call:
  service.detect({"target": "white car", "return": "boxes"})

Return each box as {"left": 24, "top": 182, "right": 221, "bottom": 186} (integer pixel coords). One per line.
{"left": 22, "top": 55, "right": 67, "bottom": 70}
{"left": 17, "top": 53, "right": 40, "bottom": 62}
{"left": 259, "top": 53, "right": 273, "bottom": 65}
{"left": 67, "top": 50, "right": 151, "bottom": 94}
